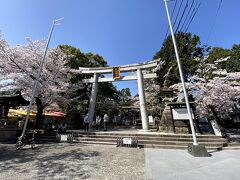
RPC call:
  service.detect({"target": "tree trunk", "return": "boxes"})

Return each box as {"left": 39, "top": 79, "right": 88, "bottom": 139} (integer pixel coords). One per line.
{"left": 35, "top": 97, "right": 44, "bottom": 128}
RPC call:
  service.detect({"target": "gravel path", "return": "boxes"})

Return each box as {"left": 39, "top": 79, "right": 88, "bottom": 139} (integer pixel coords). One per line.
{"left": 0, "top": 143, "right": 145, "bottom": 180}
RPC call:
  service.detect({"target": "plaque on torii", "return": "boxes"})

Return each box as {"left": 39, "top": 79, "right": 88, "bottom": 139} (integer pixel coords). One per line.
{"left": 112, "top": 67, "right": 120, "bottom": 79}
{"left": 77, "top": 59, "right": 161, "bottom": 131}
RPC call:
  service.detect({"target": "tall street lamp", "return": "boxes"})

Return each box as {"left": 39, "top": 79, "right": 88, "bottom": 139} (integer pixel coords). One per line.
{"left": 163, "top": 0, "right": 208, "bottom": 157}
{"left": 17, "top": 18, "right": 64, "bottom": 148}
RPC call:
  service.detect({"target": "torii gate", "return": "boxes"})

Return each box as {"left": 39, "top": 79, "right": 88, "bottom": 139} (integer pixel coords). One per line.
{"left": 78, "top": 59, "right": 160, "bottom": 131}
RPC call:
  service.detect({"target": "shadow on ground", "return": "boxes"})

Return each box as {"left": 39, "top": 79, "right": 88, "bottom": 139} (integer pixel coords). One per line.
{"left": 0, "top": 143, "right": 99, "bottom": 179}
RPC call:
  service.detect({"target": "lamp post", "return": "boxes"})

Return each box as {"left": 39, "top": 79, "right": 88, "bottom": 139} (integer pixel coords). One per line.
{"left": 163, "top": 0, "right": 209, "bottom": 156}
{"left": 163, "top": 0, "right": 198, "bottom": 146}
{"left": 17, "top": 18, "right": 64, "bottom": 146}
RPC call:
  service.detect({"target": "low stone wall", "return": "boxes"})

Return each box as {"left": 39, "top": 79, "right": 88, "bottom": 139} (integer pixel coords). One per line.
{"left": 159, "top": 105, "right": 189, "bottom": 134}
{"left": 65, "top": 112, "right": 83, "bottom": 129}
{"left": 0, "top": 128, "right": 18, "bottom": 141}
{"left": 0, "top": 119, "right": 18, "bottom": 141}
{"left": 159, "top": 126, "right": 189, "bottom": 134}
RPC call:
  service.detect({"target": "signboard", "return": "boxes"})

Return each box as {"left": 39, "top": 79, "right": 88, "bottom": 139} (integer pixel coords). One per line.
{"left": 112, "top": 67, "right": 120, "bottom": 79}
{"left": 210, "top": 120, "right": 222, "bottom": 136}
{"left": 148, "top": 115, "right": 154, "bottom": 125}
{"left": 123, "top": 137, "right": 132, "bottom": 145}
{"left": 148, "top": 115, "right": 154, "bottom": 123}
{"left": 172, "top": 108, "right": 194, "bottom": 120}
{"left": 60, "top": 135, "right": 68, "bottom": 142}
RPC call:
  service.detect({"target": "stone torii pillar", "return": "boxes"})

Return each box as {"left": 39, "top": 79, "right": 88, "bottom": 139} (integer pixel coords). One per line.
{"left": 137, "top": 68, "right": 149, "bottom": 131}
{"left": 87, "top": 73, "right": 99, "bottom": 126}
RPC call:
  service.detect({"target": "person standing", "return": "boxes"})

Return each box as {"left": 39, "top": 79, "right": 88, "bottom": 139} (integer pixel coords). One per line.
{"left": 61, "top": 121, "right": 67, "bottom": 133}
{"left": 113, "top": 115, "right": 118, "bottom": 126}
{"left": 103, "top": 113, "right": 109, "bottom": 131}
{"left": 95, "top": 115, "right": 101, "bottom": 130}
{"left": 154, "top": 116, "right": 160, "bottom": 131}
{"left": 84, "top": 113, "right": 90, "bottom": 132}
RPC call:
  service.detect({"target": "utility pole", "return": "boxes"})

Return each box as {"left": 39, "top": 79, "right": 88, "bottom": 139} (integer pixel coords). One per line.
{"left": 163, "top": 0, "right": 209, "bottom": 156}
{"left": 17, "top": 18, "right": 64, "bottom": 147}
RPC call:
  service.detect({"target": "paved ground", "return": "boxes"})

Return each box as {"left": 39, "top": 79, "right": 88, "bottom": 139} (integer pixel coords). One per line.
{"left": 146, "top": 149, "right": 240, "bottom": 180}
{"left": 0, "top": 143, "right": 145, "bottom": 180}
{"left": 0, "top": 143, "right": 240, "bottom": 180}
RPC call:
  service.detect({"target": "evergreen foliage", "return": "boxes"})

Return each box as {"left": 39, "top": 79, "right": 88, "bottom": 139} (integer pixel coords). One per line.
{"left": 153, "top": 32, "right": 206, "bottom": 87}
{"left": 58, "top": 45, "right": 120, "bottom": 112}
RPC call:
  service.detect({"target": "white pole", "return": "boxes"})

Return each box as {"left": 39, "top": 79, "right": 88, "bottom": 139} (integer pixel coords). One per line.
{"left": 137, "top": 68, "right": 149, "bottom": 130}
{"left": 163, "top": 0, "right": 198, "bottom": 145}
{"left": 19, "top": 18, "right": 64, "bottom": 142}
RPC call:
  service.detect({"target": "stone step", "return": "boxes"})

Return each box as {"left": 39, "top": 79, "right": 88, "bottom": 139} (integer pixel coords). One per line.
{"left": 34, "top": 135, "right": 56, "bottom": 139}
{"left": 33, "top": 131, "right": 230, "bottom": 150}
{"left": 143, "top": 144, "right": 221, "bottom": 150}
{"left": 35, "top": 137, "right": 225, "bottom": 147}
{"left": 35, "top": 135, "right": 225, "bottom": 144}
{"left": 226, "top": 142, "right": 240, "bottom": 147}
{"left": 223, "top": 142, "right": 240, "bottom": 150}
{"left": 73, "top": 140, "right": 221, "bottom": 151}
{"left": 34, "top": 133, "right": 226, "bottom": 143}
{"left": 34, "top": 133, "right": 224, "bottom": 141}
{"left": 75, "top": 137, "right": 225, "bottom": 147}
{"left": 34, "top": 137, "right": 56, "bottom": 141}
{"left": 144, "top": 144, "right": 187, "bottom": 149}
{"left": 71, "top": 131, "right": 221, "bottom": 138}
{"left": 74, "top": 134, "right": 226, "bottom": 142}
{"left": 77, "top": 141, "right": 116, "bottom": 146}
{"left": 223, "top": 146, "right": 240, "bottom": 150}
{"left": 73, "top": 133, "right": 223, "bottom": 139}
{"left": 35, "top": 139, "right": 57, "bottom": 143}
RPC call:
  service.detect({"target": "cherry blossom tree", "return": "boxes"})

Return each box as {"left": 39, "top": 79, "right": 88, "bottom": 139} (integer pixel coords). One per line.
{"left": 143, "top": 61, "right": 162, "bottom": 117}
{"left": 197, "top": 77, "right": 239, "bottom": 135}
{"left": 0, "top": 33, "right": 83, "bottom": 127}
{"left": 170, "top": 59, "right": 240, "bottom": 134}
{"left": 132, "top": 95, "right": 140, "bottom": 108}
{"left": 144, "top": 79, "right": 161, "bottom": 116}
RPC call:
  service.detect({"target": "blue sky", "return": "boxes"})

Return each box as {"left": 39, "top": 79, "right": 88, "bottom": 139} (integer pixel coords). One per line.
{"left": 0, "top": 0, "right": 239, "bottom": 95}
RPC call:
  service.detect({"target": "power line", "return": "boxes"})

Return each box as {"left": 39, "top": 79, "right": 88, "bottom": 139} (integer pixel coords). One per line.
{"left": 206, "top": 0, "right": 223, "bottom": 45}
{"left": 175, "top": 0, "right": 189, "bottom": 33}
{"left": 163, "top": 0, "right": 200, "bottom": 43}
{"left": 164, "top": 0, "right": 178, "bottom": 40}
{"left": 172, "top": 0, "right": 184, "bottom": 31}
{"left": 184, "top": 1, "right": 201, "bottom": 32}
{"left": 182, "top": 0, "right": 199, "bottom": 32}
{"left": 179, "top": 0, "right": 195, "bottom": 32}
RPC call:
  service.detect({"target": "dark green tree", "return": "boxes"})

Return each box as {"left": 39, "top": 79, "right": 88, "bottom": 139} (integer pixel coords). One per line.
{"left": 58, "top": 45, "right": 120, "bottom": 113}
{"left": 206, "top": 47, "right": 231, "bottom": 64}
{"left": 207, "top": 45, "right": 240, "bottom": 73}
{"left": 153, "top": 32, "right": 206, "bottom": 87}
{"left": 95, "top": 85, "right": 121, "bottom": 117}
